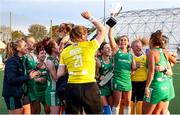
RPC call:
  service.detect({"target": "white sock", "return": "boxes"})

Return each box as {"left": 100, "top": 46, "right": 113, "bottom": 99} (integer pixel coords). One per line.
{"left": 112, "top": 106, "right": 120, "bottom": 115}
{"left": 124, "top": 106, "right": 131, "bottom": 115}
{"left": 166, "top": 110, "right": 170, "bottom": 115}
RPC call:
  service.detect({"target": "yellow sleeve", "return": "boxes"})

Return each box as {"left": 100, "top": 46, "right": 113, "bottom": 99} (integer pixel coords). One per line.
{"left": 89, "top": 39, "right": 100, "bottom": 51}
{"left": 59, "top": 53, "right": 65, "bottom": 65}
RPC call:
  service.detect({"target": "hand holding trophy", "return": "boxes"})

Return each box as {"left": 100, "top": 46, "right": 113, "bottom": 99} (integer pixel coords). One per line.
{"left": 106, "top": 2, "right": 123, "bottom": 27}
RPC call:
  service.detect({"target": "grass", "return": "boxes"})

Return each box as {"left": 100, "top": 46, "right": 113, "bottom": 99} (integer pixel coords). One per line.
{"left": 0, "top": 63, "right": 180, "bottom": 113}
{"left": 0, "top": 70, "right": 7, "bottom": 114}
{"left": 168, "top": 63, "right": 180, "bottom": 114}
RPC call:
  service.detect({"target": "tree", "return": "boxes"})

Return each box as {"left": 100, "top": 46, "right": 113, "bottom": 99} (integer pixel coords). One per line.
{"left": 12, "top": 30, "right": 25, "bottom": 41}
{"left": 28, "top": 24, "right": 47, "bottom": 40}
{"left": 49, "top": 25, "right": 59, "bottom": 39}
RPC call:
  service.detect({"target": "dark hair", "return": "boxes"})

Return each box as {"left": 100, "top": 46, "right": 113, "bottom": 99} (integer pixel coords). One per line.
{"left": 5, "top": 39, "right": 24, "bottom": 60}
{"left": 99, "top": 42, "right": 108, "bottom": 53}
{"left": 35, "top": 41, "right": 45, "bottom": 55}
{"left": 42, "top": 37, "right": 56, "bottom": 55}
{"left": 150, "top": 30, "right": 164, "bottom": 48}
{"left": 70, "top": 25, "right": 88, "bottom": 42}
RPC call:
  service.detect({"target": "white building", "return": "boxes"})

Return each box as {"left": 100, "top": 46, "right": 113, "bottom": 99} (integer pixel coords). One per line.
{"left": 103, "top": 8, "right": 180, "bottom": 60}
{"left": 0, "top": 25, "right": 12, "bottom": 43}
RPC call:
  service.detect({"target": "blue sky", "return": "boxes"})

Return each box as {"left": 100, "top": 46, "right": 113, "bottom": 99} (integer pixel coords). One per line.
{"left": 1, "top": 0, "right": 180, "bottom": 34}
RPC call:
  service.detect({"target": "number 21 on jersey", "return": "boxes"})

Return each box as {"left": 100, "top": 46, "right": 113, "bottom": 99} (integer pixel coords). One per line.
{"left": 74, "top": 54, "right": 83, "bottom": 67}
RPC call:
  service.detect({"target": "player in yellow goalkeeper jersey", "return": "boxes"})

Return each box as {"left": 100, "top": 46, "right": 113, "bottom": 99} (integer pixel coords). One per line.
{"left": 57, "top": 11, "right": 106, "bottom": 114}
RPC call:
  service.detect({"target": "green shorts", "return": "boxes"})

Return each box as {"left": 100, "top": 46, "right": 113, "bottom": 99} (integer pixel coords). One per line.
{"left": 99, "top": 81, "right": 112, "bottom": 96}
{"left": 168, "top": 77, "right": 175, "bottom": 101}
{"left": 37, "top": 95, "right": 46, "bottom": 105}
{"left": 27, "top": 80, "right": 37, "bottom": 102}
{"left": 28, "top": 91, "right": 37, "bottom": 102}
{"left": 143, "top": 85, "right": 169, "bottom": 104}
{"left": 112, "top": 76, "right": 132, "bottom": 91}
{"left": 45, "top": 90, "right": 61, "bottom": 106}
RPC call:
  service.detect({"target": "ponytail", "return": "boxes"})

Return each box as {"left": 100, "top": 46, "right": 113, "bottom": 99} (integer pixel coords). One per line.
{"left": 150, "top": 30, "right": 164, "bottom": 48}
{"left": 4, "top": 40, "right": 24, "bottom": 61}
{"left": 5, "top": 42, "right": 15, "bottom": 60}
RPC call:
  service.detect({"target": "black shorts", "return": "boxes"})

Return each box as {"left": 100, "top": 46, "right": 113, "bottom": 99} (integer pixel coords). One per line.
{"left": 131, "top": 81, "right": 146, "bottom": 102}
{"left": 65, "top": 82, "right": 102, "bottom": 114}
{"left": 4, "top": 97, "right": 23, "bottom": 110}
{"left": 22, "top": 95, "right": 30, "bottom": 105}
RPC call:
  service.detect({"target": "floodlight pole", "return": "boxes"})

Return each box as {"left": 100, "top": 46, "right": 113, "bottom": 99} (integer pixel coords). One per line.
{"left": 104, "top": 0, "right": 106, "bottom": 26}
{"left": 10, "top": 12, "right": 12, "bottom": 41}
{"left": 50, "top": 19, "right": 52, "bottom": 39}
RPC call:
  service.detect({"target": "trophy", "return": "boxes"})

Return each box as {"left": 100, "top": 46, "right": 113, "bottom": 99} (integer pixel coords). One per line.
{"left": 106, "top": 2, "right": 123, "bottom": 27}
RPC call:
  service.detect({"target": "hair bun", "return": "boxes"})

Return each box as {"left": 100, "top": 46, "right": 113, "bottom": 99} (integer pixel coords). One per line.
{"left": 155, "top": 30, "right": 162, "bottom": 39}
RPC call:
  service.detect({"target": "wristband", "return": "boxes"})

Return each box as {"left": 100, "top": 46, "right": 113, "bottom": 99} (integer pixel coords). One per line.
{"left": 88, "top": 16, "right": 96, "bottom": 23}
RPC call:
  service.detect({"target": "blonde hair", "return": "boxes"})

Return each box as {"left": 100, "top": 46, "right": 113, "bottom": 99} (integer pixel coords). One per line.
{"left": 139, "top": 37, "right": 149, "bottom": 46}
{"left": 131, "top": 39, "right": 142, "bottom": 47}
{"left": 70, "top": 25, "right": 88, "bottom": 42}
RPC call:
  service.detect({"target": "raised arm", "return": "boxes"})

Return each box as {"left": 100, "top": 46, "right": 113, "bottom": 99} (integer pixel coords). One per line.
{"left": 81, "top": 11, "right": 106, "bottom": 45}
{"left": 108, "top": 27, "right": 119, "bottom": 55}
